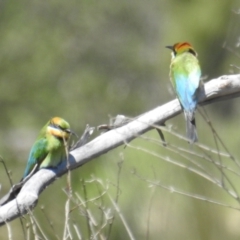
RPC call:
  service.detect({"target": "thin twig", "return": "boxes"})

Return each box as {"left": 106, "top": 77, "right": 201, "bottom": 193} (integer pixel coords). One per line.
{"left": 133, "top": 171, "right": 240, "bottom": 211}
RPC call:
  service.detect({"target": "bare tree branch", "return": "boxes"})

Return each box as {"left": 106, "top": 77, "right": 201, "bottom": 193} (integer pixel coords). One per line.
{"left": 0, "top": 74, "right": 240, "bottom": 226}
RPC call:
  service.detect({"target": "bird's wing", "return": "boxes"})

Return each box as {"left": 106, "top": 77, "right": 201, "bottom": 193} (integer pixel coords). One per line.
{"left": 22, "top": 138, "right": 49, "bottom": 179}
{"left": 172, "top": 63, "right": 201, "bottom": 112}
{"left": 174, "top": 73, "right": 199, "bottom": 111}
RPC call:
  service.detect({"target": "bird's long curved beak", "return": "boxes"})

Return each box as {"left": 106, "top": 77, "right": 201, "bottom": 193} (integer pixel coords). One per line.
{"left": 66, "top": 129, "right": 78, "bottom": 138}
{"left": 165, "top": 45, "right": 173, "bottom": 50}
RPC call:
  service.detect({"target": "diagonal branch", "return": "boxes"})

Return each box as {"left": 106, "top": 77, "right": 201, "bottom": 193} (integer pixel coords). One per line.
{"left": 0, "top": 74, "right": 240, "bottom": 226}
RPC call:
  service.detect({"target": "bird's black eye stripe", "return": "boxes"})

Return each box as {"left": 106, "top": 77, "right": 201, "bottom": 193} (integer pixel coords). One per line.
{"left": 49, "top": 122, "right": 67, "bottom": 131}
{"left": 58, "top": 125, "right": 65, "bottom": 131}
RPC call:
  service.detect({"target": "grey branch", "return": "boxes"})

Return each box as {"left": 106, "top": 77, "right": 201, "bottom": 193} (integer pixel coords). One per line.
{"left": 0, "top": 74, "right": 240, "bottom": 226}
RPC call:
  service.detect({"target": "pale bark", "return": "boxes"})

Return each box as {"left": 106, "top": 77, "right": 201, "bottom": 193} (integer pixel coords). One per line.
{"left": 0, "top": 74, "right": 240, "bottom": 226}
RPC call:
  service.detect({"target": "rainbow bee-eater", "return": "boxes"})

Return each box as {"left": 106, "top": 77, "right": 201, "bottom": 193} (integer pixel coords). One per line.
{"left": 22, "top": 117, "right": 73, "bottom": 179}
{"left": 0, "top": 117, "right": 74, "bottom": 206}
{"left": 166, "top": 42, "right": 201, "bottom": 143}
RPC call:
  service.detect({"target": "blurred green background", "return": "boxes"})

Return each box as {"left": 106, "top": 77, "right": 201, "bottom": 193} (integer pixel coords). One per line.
{"left": 1, "top": 0, "right": 240, "bottom": 239}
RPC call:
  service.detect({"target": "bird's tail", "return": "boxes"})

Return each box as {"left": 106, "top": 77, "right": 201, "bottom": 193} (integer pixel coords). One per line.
{"left": 184, "top": 111, "right": 198, "bottom": 143}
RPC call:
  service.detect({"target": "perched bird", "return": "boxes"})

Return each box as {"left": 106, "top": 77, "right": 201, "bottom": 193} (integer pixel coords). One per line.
{"left": 0, "top": 117, "right": 74, "bottom": 206}
{"left": 166, "top": 42, "right": 201, "bottom": 143}
{"left": 22, "top": 117, "right": 73, "bottom": 179}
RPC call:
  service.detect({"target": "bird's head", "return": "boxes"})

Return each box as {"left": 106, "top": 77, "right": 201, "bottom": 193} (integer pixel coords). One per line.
{"left": 166, "top": 42, "right": 197, "bottom": 58}
{"left": 47, "top": 117, "right": 74, "bottom": 141}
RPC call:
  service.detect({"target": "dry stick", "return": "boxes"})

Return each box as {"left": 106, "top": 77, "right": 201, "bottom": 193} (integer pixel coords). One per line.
{"left": 29, "top": 216, "right": 38, "bottom": 240}
{"left": 146, "top": 188, "right": 156, "bottom": 240}
{"left": 128, "top": 125, "right": 239, "bottom": 221}
{"left": 63, "top": 200, "right": 72, "bottom": 240}
{"left": 0, "top": 157, "right": 14, "bottom": 188}
{"left": 28, "top": 207, "right": 51, "bottom": 240}
{"left": 146, "top": 166, "right": 157, "bottom": 240}
{"left": 132, "top": 171, "right": 240, "bottom": 211}
{"left": 135, "top": 133, "right": 216, "bottom": 180}
{"left": 40, "top": 206, "right": 60, "bottom": 240}
{"left": 1, "top": 74, "right": 240, "bottom": 225}
{"left": 68, "top": 176, "right": 108, "bottom": 240}
{"left": 92, "top": 178, "right": 136, "bottom": 240}
{"left": 150, "top": 124, "right": 240, "bottom": 181}
{"left": 151, "top": 124, "right": 231, "bottom": 158}
{"left": 72, "top": 181, "right": 108, "bottom": 212}
{"left": 87, "top": 177, "right": 116, "bottom": 239}
{"left": 91, "top": 210, "right": 107, "bottom": 240}
{"left": 75, "top": 190, "right": 101, "bottom": 227}
{"left": 107, "top": 193, "right": 136, "bottom": 240}
{"left": 28, "top": 212, "right": 49, "bottom": 240}
{"left": 125, "top": 141, "right": 219, "bottom": 185}
{"left": 72, "top": 221, "right": 82, "bottom": 240}
{"left": 81, "top": 179, "right": 91, "bottom": 239}
{"left": 63, "top": 137, "right": 72, "bottom": 240}
{"left": 0, "top": 163, "right": 40, "bottom": 239}
{"left": 65, "top": 194, "right": 84, "bottom": 240}
{"left": 201, "top": 107, "right": 225, "bottom": 181}
{"left": 26, "top": 223, "right": 30, "bottom": 240}
{"left": 92, "top": 177, "right": 107, "bottom": 239}
{"left": 169, "top": 143, "right": 240, "bottom": 177}
{"left": 199, "top": 105, "right": 240, "bottom": 169}
{"left": 75, "top": 177, "right": 106, "bottom": 240}
{"left": 97, "top": 183, "right": 106, "bottom": 234}
{"left": 89, "top": 176, "right": 136, "bottom": 240}
{"left": 80, "top": 179, "right": 96, "bottom": 239}
{"left": 125, "top": 141, "right": 240, "bottom": 202}
{"left": 5, "top": 222, "right": 12, "bottom": 240}
{"left": 0, "top": 158, "right": 26, "bottom": 239}
{"left": 197, "top": 108, "right": 240, "bottom": 202}
{"left": 199, "top": 145, "right": 240, "bottom": 200}
{"left": 106, "top": 155, "right": 124, "bottom": 240}
{"left": 200, "top": 101, "right": 240, "bottom": 172}
{"left": 134, "top": 131, "right": 240, "bottom": 191}
{"left": 198, "top": 107, "right": 240, "bottom": 168}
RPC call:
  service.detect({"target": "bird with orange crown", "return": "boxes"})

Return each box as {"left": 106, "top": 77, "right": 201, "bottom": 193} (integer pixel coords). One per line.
{"left": 166, "top": 42, "right": 201, "bottom": 143}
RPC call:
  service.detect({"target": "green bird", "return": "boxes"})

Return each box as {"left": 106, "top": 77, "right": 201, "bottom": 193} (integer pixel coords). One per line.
{"left": 166, "top": 42, "right": 201, "bottom": 143}
{"left": 22, "top": 117, "right": 73, "bottom": 179}
{"left": 0, "top": 117, "right": 73, "bottom": 206}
